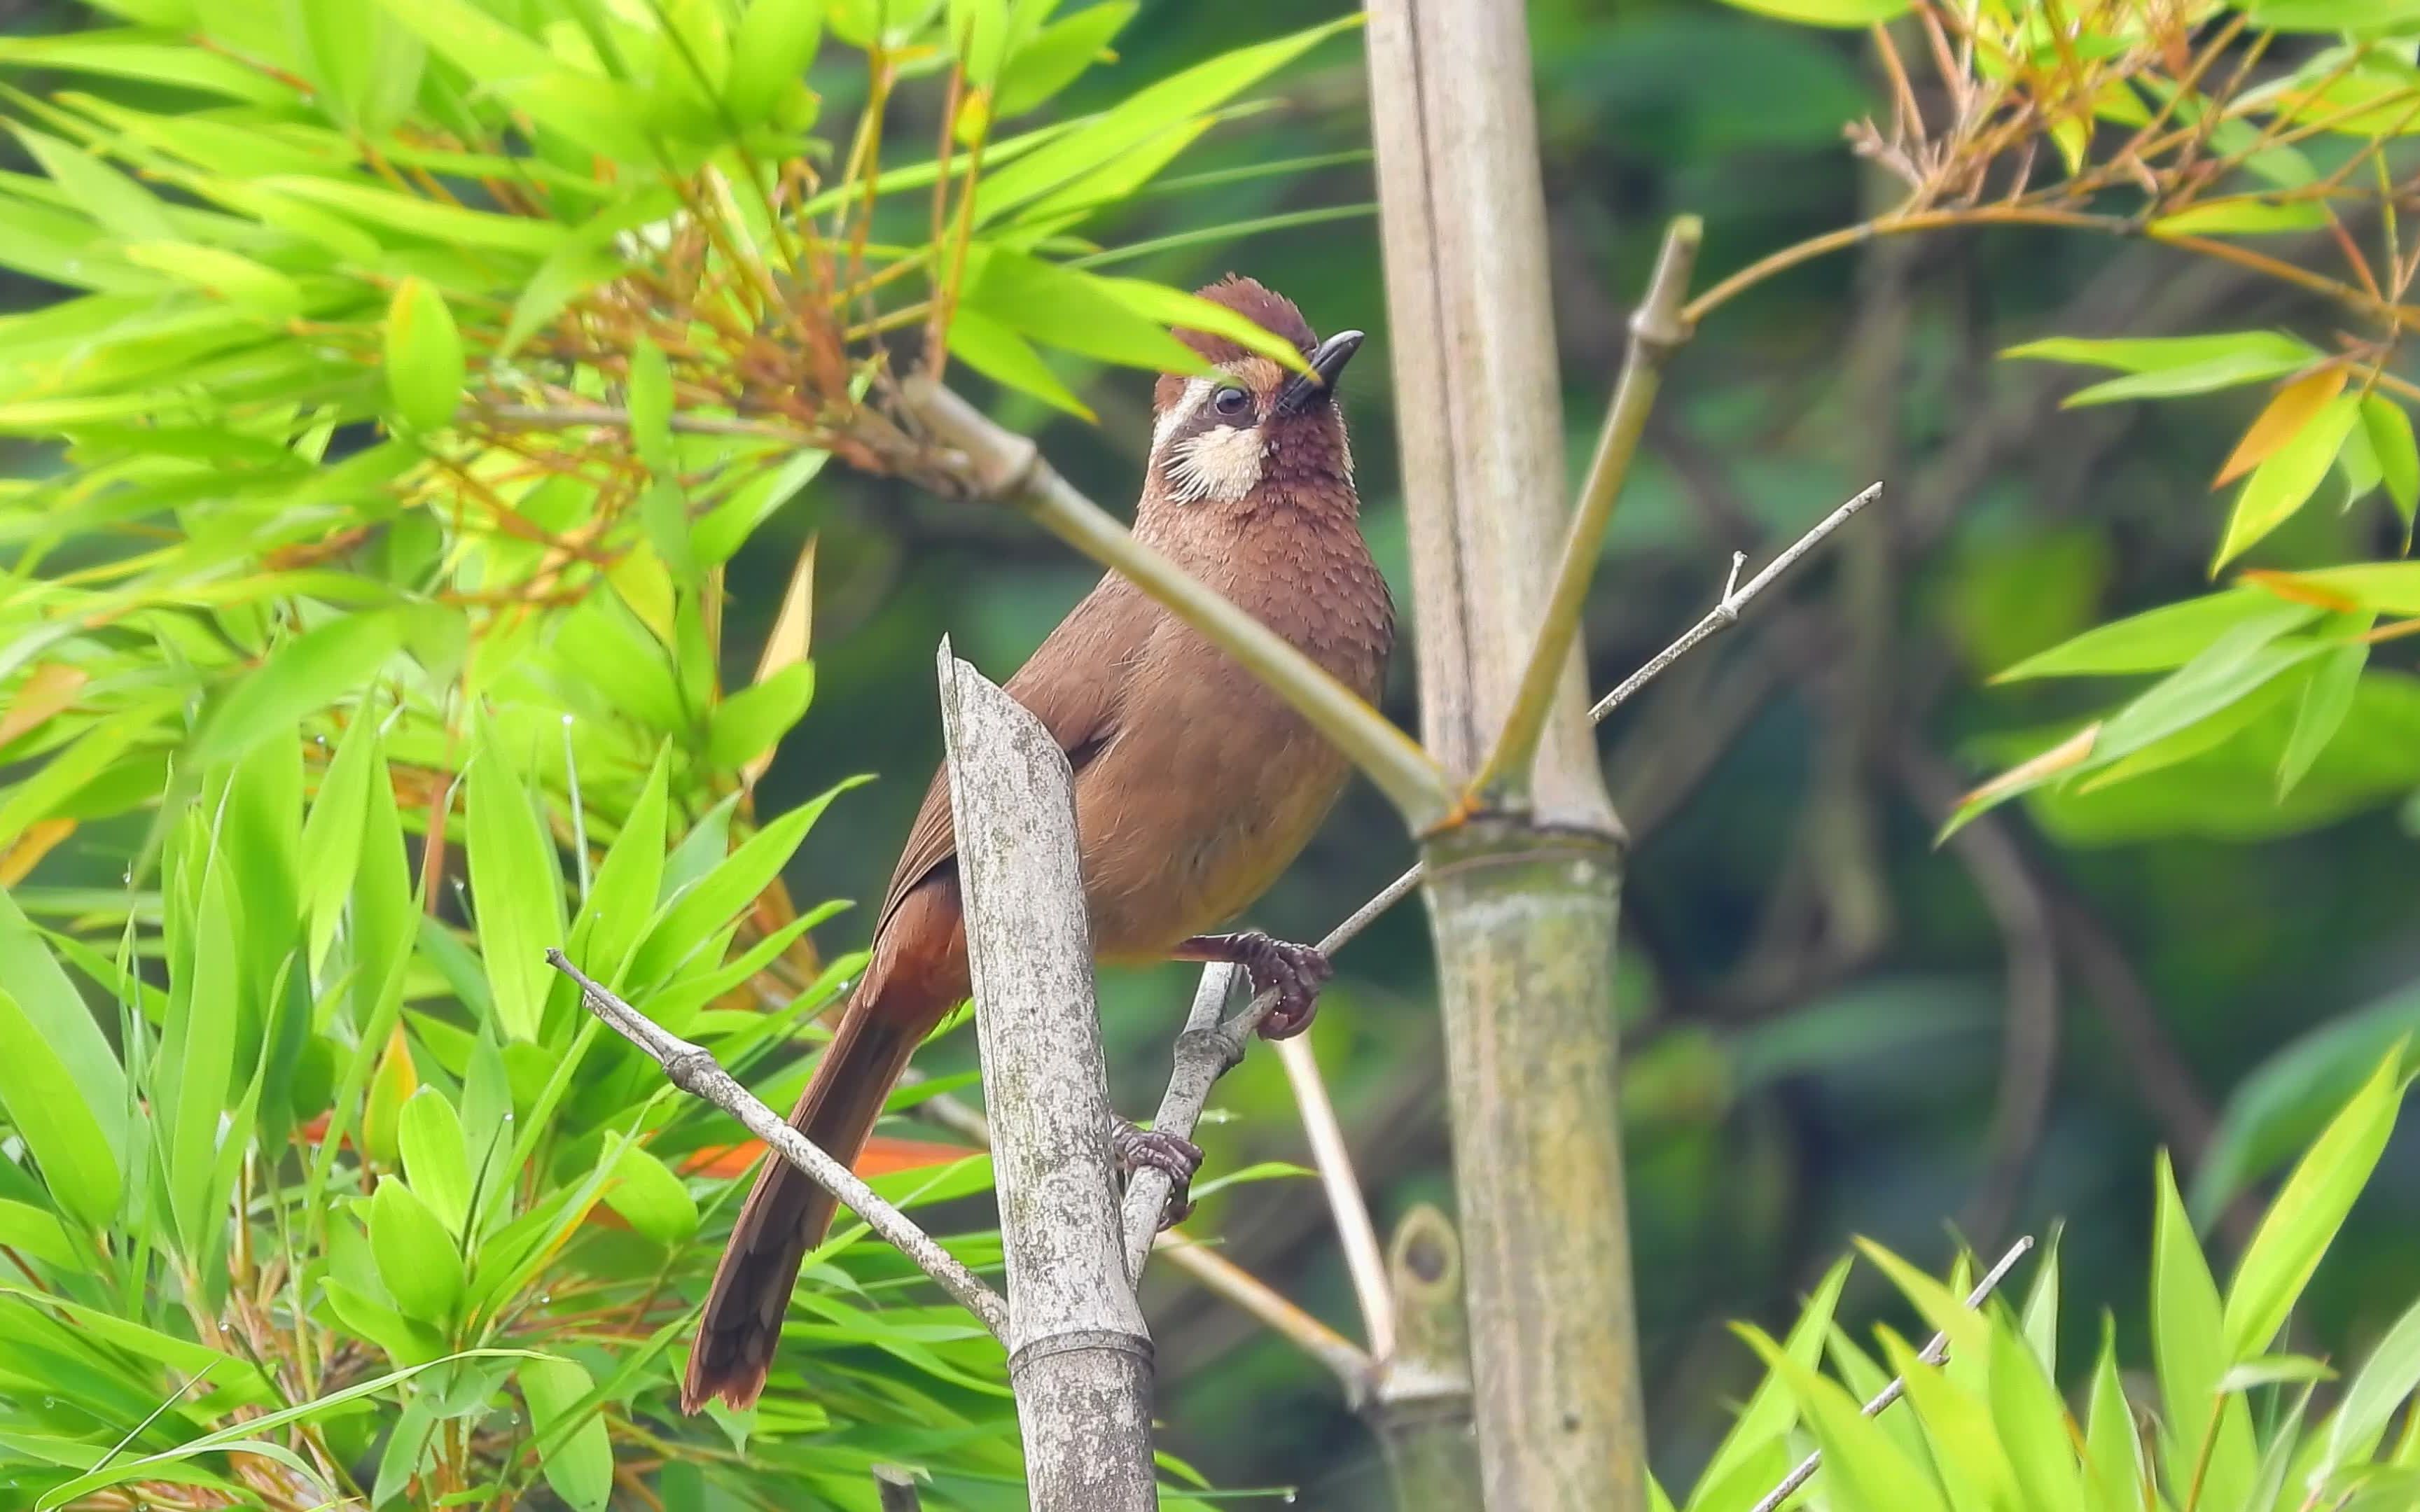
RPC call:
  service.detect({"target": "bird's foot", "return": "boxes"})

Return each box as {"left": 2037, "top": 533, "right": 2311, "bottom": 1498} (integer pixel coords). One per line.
{"left": 1111, "top": 1119, "right": 1203, "bottom": 1230}
{"left": 1179, "top": 930, "right": 1332, "bottom": 1040}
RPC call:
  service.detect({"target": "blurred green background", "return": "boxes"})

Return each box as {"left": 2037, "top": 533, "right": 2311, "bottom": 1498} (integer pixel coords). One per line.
{"left": 8, "top": 0, "right": 2420, "bottom": 1505}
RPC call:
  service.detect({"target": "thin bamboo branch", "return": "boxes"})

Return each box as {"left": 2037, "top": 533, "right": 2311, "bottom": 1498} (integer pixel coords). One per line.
{"left": 1474, "top": 216, "right": 1702, "bottom": 804}
{"left": 1746, "top": 1236, "right": 2036, "bottom": 1512}
{"left": 1273, "top": 1035, "right": 1396, "bottom": 1360}
{"left": 1591, "top": 483, "right": 1883, "bottom": 722}
{"left": 1154, "top": 1233, "right": 1376, "bottom": 1385}
{"left": 898, "top": 377, "right": 1456, "bottom": 830}
{"left": 543, "top": 951, "right": 1008, "bottom": 1336}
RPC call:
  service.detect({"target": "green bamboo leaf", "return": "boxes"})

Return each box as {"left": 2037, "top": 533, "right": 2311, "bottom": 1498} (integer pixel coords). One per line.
{"left": 0, "top": 1198, "right": 83, "bottom": 1270}
{"left": 571, "top": 743, "right": 672, "bottom": 985}
{"left": 601, "top": 1141, "right": 698, "bottom": 1245}
{"left": 2322, "top": 1290, "right": 2420, "bottom": 1482}
{"left": 947, "top": 305, "right": 1093, "bottom": 418}
{"left": 2091, "top": 611, "right": 2330, "bottom": 765}
{"left": 116, "top": 242, "right": 301, "bottom": 321}
{"left": 626, "top": 777, "right": 865, "bottom": 989}
{"left": 2279, "top": 628, "right": 2370, "bottom": 797}
{"left": 286, "top": 0, "right": 426, "bottom": 134}
{"left": 1987, "top": 1317, "right": 2087, "bottom": 1511}
{"left": 1993, "top": 589, "right": 2308, "bottom": 682}
{"left": 0, "top": 891, "right": 126, "bottom": 1214}
{"left": 639, "top": 478, "right": 696, "bottom": 580}
{"left": 1711, "top": 0, "right": 1910, "bottom": 22}
{"left": 0, "top": 989, "right": 122, "bottom": 1232}
{"left": 2215, "top": 396, "right": 2363, "bottom": 569}
{"left": 370, "top": 1175, "right": 466, "bottom": 1324}
{"left": 160, "top": 850, "right": 242, "bottom": 1257}
{"left": 725, "top": 0, "right": 824, "bottom": 125}
{"left": 260, "top": 175, "right": 565, "bottom": 254}
{"left": 299, "top": 701, "right": 380, "bottom": 976}
{"left": 2018, "top": 1223, "right": 2060, "bottom": 1378}
{"left": 384, "top": 278, "right": 464, "bottom": 433}
{"left": 0, "top": 30, "right": 292, "bottom": 103}
{"left": 29, "top": 1350, "right": 540, "bottom": 1506}
{"left": 194, "top": 612, "right": 401, "bottom": 766}
{"left": 398, "top": 1088, "right": 473, "bottom": 1238}
{"left": 367, "top": 0, "right": 653, "bottom": 160}
{"left": 1739, "top": 1323, "right": 1949, "bottom": 1512}
{"left": 2153, "top": 1150, "right": 2258, "bottom": 1506}
{"left": 1095, "top": 275, "right": 1314, "bottom": 373}
{"left": 960, "top": 243, "right": 1211, "bottom": 375}
{"left": 2003, "top": 330, "right": 2315, "bottom": 377}
{"left": 1686, "top": 1257, "right": 1851, "bottom": 1511}
{"left": 2223, "top": 1044, "right": 2409, "bottom": 1359}
{"left": 627, "top": 338, "right": 674, "bottom": 475}
{"left": 994, "top": 1, "right": 1137, "bottom": 118}
{"left": 10, "top": 125, "right": 176, "bottom": 242}
{"left": 2360, "top": 394, "right": 2418, "bottom": 536}
{"left": 1873, "top": 1328, "right": 2013, "bottom": 1512}
{"left": 466, "top": 730, "right": 567, "bottom": 1042}
{"left": 975, "top": 15, "right": 1359, "bottom": 223}
{"left": 521, "top": 1357, "right": 613, "bottom": 1512}
{"left": 2149, "top": 199, "right": 2332, "bottom": 236}
{"left": 2082, "top": 1317, "right": 2146, "bottom": 1512}
{"left": 706, "top": 662, "right": 814, "bottom": 772}
{"left": 947, "top": 0, "right": 1014, "bottom": 88}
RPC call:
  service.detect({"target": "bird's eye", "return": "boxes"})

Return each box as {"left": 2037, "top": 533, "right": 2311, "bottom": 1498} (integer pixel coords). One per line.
{"left": 1211, "top": 385, "right": 1251, "bottom": 419}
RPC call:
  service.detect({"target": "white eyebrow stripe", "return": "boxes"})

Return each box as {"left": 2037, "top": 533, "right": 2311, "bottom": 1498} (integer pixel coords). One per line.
{"left": 1153, "top": 377, "right": 1214, "bottom": 454}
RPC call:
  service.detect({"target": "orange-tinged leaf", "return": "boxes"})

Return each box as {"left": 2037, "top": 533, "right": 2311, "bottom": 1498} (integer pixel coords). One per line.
{"left": 2214, "top": 367, "right": 2347, "bottom": 488}
{"left": 676, "top": 1133, "right": 974, "bottom": 1182}
{"left": 0, "top": 818, "right": 73, "bottom": 886}
{"left": 1939, "top": 722, "right": 2102, "bottom": 844}
{"left": 0, "top": 664, "right": 89, "bottom": 749}
{"left": 2239, "top": 569, "right": 2365, "bottom": 612}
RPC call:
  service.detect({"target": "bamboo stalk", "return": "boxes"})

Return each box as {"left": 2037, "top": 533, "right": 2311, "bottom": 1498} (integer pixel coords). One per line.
{"left": 936, "top": 643, "right": 1157, "bottom": 1511}
{"left": 1363, "top": 0, "right": 1647, "bottom": 1503}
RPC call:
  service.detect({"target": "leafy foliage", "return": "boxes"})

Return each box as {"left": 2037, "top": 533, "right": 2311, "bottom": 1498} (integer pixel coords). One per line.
{"left": 1663, "top": 1046, "right": 2420, "bottom": 1512}
{"left": 0, "top": 717, "right": 1047, "bottom": 1508}
{"left": 0, "top": 1, "right": 1363, "bottom": 1504}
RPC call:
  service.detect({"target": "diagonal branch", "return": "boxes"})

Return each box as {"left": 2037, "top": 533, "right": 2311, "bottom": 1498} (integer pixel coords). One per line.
{"left": 898, "top": 377, "right": 1456, "bottom": 831}
{"left": 1475, "top": 216, "right": 1702, "bottom": 803}
{"left": 544, "top": 949, "right": 1010, "bottom": 1337}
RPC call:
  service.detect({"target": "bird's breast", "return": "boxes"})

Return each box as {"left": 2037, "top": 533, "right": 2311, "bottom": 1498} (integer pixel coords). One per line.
{"left": 1074, "top": 511, "right": 1392, "bottom": 960}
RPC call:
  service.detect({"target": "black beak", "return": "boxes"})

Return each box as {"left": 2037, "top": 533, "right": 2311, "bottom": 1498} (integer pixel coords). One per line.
{"left": 1274, "top": 329, "right": 1364, "bottom": 415}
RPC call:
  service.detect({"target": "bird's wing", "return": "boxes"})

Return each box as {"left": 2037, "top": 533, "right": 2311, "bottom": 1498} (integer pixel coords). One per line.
{"left": 868, "top": 576, "right": 1142, "bottom": 941}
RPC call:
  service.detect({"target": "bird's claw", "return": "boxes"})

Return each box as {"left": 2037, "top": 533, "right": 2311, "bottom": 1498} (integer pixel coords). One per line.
{"left": 1230, "top": 931, "right": 1332, "bottom": 1040}
{"left": 1113, "top": 1122, "right": 1204, "bottom": 1230}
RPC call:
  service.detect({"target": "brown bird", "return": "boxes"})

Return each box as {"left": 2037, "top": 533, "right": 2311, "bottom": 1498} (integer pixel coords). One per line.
{"left": 683, "top": 276, "right": 1393, "bottom": 1413}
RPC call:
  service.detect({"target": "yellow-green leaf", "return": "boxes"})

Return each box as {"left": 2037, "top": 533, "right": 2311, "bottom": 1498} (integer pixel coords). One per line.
{"left": 2360, "top": 394, "right": 2418, "bottom": 534}
{"left": 2213, "top": 395, "right": 2362, "bottom": 570}
{"left": 384, "top": 278, "right": 465, "bottom": 433}
{"left": 2215, "top": 368, "right": 2349, "bottom": 488}
{"left": 2223, "top": 1044, "right": 2409, "bottom": 1360}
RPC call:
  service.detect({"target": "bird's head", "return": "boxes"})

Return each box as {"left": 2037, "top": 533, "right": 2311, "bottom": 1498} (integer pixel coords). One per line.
{"left": 1146, "top": 275, "right": 1363, "bottom": 514}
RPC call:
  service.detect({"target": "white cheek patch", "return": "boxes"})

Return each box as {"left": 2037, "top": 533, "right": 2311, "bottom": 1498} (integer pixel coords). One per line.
{"left": 1166, "top": 424, "right": 1266, "bottom": 505}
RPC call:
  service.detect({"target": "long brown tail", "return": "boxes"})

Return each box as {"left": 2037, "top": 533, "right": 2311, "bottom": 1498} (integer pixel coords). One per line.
{"left": 681, "top": 988, "right": 927, "bottom": 1413}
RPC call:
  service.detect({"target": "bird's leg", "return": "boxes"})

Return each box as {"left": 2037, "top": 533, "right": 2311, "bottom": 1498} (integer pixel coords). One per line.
{"left": 1109, "top": 1115, "right": 1202, "bottom": 1228}
{"left": 1171, "top": 930, "right": 1332, "bottom": 1040}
